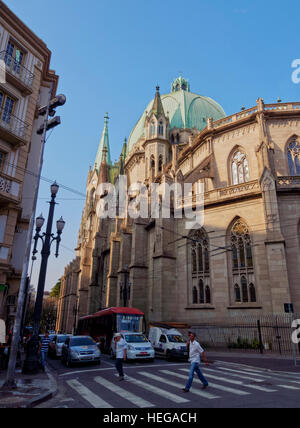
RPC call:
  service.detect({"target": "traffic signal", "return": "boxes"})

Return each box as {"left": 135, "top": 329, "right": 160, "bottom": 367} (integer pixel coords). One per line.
{"left": 36, "top": 93, "right": 66, "bottom": 135}
{"left": 37, "top": 116, "right": 61, "bottom": 135}
{"left": 38, "top": 94, "right": 66, "bottom": 117}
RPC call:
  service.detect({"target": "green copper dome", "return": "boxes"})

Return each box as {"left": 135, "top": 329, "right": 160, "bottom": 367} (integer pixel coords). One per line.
{"left": 127, "top": 77, "right": 226, "bottom": 155}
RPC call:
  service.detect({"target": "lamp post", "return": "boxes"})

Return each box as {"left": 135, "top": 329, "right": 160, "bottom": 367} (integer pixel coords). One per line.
{"left": 120, "top": 265, "right": 132, "bottom": 307}
{"left": 22, "top": 182, "right": 65, "bottom": 374}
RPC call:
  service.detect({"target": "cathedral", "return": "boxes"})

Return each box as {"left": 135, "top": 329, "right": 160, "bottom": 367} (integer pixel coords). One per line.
{"left": 56, "top": 76, "right": 300, "bottom": 333}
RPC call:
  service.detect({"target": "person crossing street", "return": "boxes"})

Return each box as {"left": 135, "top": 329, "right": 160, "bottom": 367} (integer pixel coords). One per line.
{"left": 114, "top": 333, "right": 127, "bottom": 381}
{"left": 182, "top": 331, "right": 209, "bottom": 392}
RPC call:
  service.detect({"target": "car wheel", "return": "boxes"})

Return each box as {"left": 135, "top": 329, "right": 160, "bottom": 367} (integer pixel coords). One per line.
{"left": 66, "top": 358, "right": 72, "bottom": 368}
{"left": 166, "top": 351, "right": 172, "bottom": 361}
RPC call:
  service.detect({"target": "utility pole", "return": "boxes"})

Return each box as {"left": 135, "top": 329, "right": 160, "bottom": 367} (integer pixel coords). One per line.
{"left": 2, "top": 85, "right": 66, "bottom": 389}
{"left": 22, "top": 184, "right": 65, "bottom": 374}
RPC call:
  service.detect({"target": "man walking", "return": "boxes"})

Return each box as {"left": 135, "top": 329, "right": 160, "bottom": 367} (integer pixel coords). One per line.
{"left": 38, "top": 331, "right": 51, "bottom": 372}
{"left": 114, "top": 333, "right": 127, "bottom": 381}
{"left": 182, "top": 331, "right": 209, "bottom": 392}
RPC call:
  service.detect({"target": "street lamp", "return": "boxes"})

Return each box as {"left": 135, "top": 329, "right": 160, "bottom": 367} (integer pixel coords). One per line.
{"left": 22, "top": 182, "right": 66, "bottom": 374}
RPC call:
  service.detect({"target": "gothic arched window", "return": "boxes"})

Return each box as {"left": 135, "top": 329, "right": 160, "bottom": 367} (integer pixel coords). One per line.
{"left": 158, "top": 121, "right": 164, "bottom": 136}
{"left": 158, "top": 155, "right": 163, "bottom": 172}
{"left": 150, "top": 121, "right": 156, "bottom": 137}
{"left": 287, "top": 140, "right": 300, "bottom": 176}
{"left": 193, "top": 287, "right": 198, "bottom": 304}
{"left": 190, "top": 229, "right": 212, "bottom": 305}
{"left": 231, "top": 150, "right": 250, "bottom": 185}
{"left": 230, "top": 220, "right": 256, "bottom": 304}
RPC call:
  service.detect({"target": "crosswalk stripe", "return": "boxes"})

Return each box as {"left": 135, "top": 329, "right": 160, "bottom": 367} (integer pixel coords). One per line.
{"left": 142, "top": 371, "right": 220, "bottom": 400}
{"left": 202, "top": 373, "right": 277, "bottom": 392}
{"left": 219, "top": 367, "right": 272, "bottom": 379}
{"left": 219, "top": 366, "right": 299, "bottom": 385}
{"left": 205, "top": 367, "right": 265, "bottom": 383}
{"left": 114, "top": 374, "right": 189, "bottom": 404}
{"left": 94, "top": 376, "right": 155, "bottom": 408}
{"left": 66, "top": 379, "right": 111, "bottom": 408}
{"left": 178, "top": 369, "right": 250, "bottom": 396}
{"left": 277, "top": 385, "right": 300, "bottom": 390}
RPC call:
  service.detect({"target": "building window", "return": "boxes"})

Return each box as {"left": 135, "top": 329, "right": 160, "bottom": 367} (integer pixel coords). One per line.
{"left": 0, "top": 91, "right": 15, "bottom": 124}
{"left": 287, "top": 140, "right": 300, "bottom": 176}
{"left": 150, "top": 121, "right": 156, "bottom": 137}
{"left": 230, "top": 219, "right": 256, "bottom": 304}
{"left": 158, "top": 121, "right": 164, "bottom": 136}
{"left": 231, "top": 150, "right": 250, "bottom": 185}
{"left": 5, "top": 40, "right": 25, "bottom": 74}
{"left": 0, "top": 151, "right": 6, "bottom": 171}
{"left": 158, "top": 155, "right": 163, "bottom": 172}
{"left": 190, "top": 229, "right": 211, "bottom": 305}
{"left": 192, "top": 287, "right": 198, "bottom": 304}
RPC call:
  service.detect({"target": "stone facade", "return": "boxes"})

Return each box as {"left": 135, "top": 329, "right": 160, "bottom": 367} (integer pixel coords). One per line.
{"left": 0, "top": 1, "right": 59, "bottom": 330}
{"left": 56, "top": 78, "right": 300, "bottom": 332}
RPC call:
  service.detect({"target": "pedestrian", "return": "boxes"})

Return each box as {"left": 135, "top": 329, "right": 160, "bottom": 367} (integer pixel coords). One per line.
{"left": 182, "top": 331, "right": 209, "bottom": 392}
{"left": 2, "top": 330, "right": 13, "bottom": 369}
{"left": 114, "top": 333, "right": 127, "bottom": 381}
{"left": 38, "top": 331, "right": 51, "bottom": 372}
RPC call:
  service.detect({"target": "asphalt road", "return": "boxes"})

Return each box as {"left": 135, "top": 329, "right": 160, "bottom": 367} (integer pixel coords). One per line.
{"left": 38, "top": 353, "right": 300, "bottom": 409}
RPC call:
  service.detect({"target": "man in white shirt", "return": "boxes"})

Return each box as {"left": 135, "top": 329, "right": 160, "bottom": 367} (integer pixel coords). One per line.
{"left": 114, "top": 333, "right": 127, "bottom": 380}
{"left": 182, "top": 331, "right": 209, "bottom": 392}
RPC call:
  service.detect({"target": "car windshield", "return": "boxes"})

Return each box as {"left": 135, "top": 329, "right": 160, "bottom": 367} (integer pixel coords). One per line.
{"left": 124, "top": 334, "right": 148, "bottom": 343}
{"left": 167, "top": 335, "right": 185, "bottom": 343}
{"left": 57, "top": 335, "right": 69, "bottom": 343}
{"left": 70, "top": 337, "right": 95, "bottom": 347}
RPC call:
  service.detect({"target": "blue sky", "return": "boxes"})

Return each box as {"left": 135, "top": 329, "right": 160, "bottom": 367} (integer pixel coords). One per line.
{"left": 5, "top": 0, "right": 300, "bottom": 291}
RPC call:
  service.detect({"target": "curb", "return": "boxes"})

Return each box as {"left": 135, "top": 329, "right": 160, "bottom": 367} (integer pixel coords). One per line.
{"left": 25, "top": 365, "right": 58, "bottom": 408}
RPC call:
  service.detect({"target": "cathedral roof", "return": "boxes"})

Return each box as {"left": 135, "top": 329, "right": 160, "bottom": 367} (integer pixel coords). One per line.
{"left": 127, "top": 76, "right": 226, "bottom": 155}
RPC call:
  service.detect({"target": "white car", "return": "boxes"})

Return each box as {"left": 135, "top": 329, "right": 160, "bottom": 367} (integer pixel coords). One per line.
{"left": 110, "top": 332, "right": 155, "bottom": 361}
{"left": 49, "top": 334, "right": 72, "bottom": 358}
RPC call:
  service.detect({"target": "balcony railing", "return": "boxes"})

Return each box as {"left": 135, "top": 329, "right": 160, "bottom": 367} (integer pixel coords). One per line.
{"left": 0, "top": 51, "right": 34, "bottom": 90}
{"left": 277, "top": 176, "right": 300, "bottom": 188}
{"left": 0, "top": 172, "right": 20, "bottom": 201}
{"left": 0, "top": 107, "right": 30, "bottom": 144}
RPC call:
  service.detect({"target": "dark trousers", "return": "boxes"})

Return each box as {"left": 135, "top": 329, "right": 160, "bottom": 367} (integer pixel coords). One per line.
{"left": 115, "top": 358, "right": 124, "bottom": 377}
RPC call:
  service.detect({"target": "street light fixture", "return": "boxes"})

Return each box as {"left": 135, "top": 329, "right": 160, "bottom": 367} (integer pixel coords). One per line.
{"left": 22, "top": 182, "right": 66, "bottom": 374}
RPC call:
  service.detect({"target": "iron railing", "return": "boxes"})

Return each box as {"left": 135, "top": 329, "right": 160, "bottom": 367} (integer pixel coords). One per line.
{"left": 0, "top": 107, "right": 29, "bottom": 142}
{"left": 0, "top": 51, "right": 34, "bottom": 89}
{"left": 180, "top": 314, "right": 300, "bottom": 356}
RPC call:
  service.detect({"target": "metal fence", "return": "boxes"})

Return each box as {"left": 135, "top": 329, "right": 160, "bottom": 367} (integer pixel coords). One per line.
{"left": 180, "top": 313, "right": 300, "bottom": 357}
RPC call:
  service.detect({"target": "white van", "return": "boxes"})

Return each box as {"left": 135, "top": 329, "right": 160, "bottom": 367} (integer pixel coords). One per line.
{"left": 148, "top": 327, "right": 188, "bottom": 361}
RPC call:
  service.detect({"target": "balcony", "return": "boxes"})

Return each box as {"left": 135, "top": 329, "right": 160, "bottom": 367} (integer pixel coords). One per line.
{"left": 176, "top": 180, "right": 261, "bottom": 209}
{"left": 0, "top": 51, "right": 34, "bottom": 95}
{"left": 277, "top": 176, "right": 300, "bottom": 191}
{"left": 0, "top": 172, "right": 21, "bottom": 204}
{"left": 0, "top": 107, "right": 30, "bottom": 146}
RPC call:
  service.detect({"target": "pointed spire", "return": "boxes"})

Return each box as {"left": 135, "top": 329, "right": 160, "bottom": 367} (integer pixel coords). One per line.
{"left": 94, "top": 112, "right": 112, "bottom": 172}
{"left": 149, "top": 85, "right": 165, "bottom": 118}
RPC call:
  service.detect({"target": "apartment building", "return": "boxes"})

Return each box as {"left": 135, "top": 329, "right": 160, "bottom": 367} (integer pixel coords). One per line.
{"left": 0, "top": 1, "right": 59, "bottom": 330}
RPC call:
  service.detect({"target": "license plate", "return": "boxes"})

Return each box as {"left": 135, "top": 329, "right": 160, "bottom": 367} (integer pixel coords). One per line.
{"left": 81, "top": 356, "right": 92, "bottom": 360}
{"left": 140, "top": 352, "right": 148, "bottom": 355}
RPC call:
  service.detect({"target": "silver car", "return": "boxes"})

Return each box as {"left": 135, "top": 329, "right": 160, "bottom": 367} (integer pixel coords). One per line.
{"left": 61, "top": 336, "right": 101, "bottom": 367}
{"left": 49, "top": 334, "right": 72, "bottom": 358}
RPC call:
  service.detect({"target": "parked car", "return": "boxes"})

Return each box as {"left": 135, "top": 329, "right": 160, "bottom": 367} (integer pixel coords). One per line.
{"left": 148, "top": 327, "right": 188, "bottom": 361}
{"left": 110, "top": 332, "right": 155, "bottom": 362}
{"left": 48, "top": 334, "right": 72, "bottom": 358}
{"left": 61, "top": 336, "right": 101, "bottom": 367}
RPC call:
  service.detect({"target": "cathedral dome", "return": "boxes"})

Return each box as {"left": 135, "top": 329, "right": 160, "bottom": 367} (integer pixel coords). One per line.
{"left": 127, "top": 76, "right": 226, "bottom": 155}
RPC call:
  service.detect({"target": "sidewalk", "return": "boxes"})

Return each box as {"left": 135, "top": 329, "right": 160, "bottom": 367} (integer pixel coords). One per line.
{"left": 0, "top": 363, "right": 57, "bottom": 408}
{"left": 207, "top": 350, "right": 300, "bottom": 373}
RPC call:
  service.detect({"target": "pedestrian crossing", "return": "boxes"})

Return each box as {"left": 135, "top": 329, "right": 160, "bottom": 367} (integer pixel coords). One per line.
{"left": 63, "top": 362, "right": 300, "bottom": 408}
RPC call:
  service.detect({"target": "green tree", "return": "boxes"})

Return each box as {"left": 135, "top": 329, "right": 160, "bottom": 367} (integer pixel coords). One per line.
{"left": 50, "top": 279, "right": 61, "bottom": 298}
